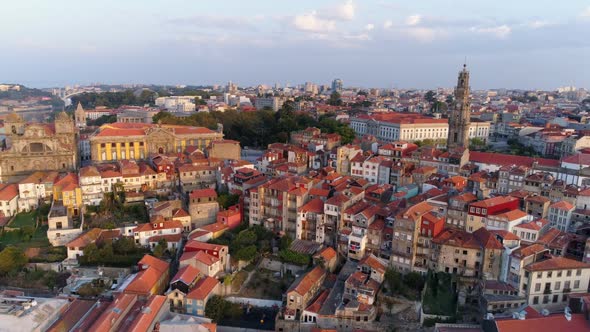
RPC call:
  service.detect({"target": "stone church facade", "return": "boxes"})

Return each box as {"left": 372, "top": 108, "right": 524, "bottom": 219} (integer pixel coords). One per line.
{"left": 0, "top": 112, "right": 78, "bottom": 182}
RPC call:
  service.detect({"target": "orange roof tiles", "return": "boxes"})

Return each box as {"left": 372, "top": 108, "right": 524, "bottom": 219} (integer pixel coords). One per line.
{"left": 186, "top": 276, "right": 219, "bottom": 300}
{"left": 470, "top": 196, "right": 519, "bottom": 208}
{"left": 172, "top": 265, "right": 201, "bottom": 285}
{"left": 89, "top": 293, "right": 137, "bottom": 332}
{"left": 315, "top": 246, "right": 337, "bottom": 262}
{"left": 524, "top": 256, "right": 590, "bottom": 272}
{"left": 128, "top": 295, "right": 167, "bottom": 332}
{"left": 549, "top": 200, "right": 575, "bottom": 210}
{"left": 495, "top": 313, "right": 589, "bottom": 332}
{"left": 288, "top": 266, "right": 326, "bottom": 296}
{"left": 359, "top": 254, "right": 387, "bottom": 274}
{"left": 189, "top": 188, "right": 218, "bottom": 199}
{"left": 301, "top": 198, "right": 324, "bottom": 213}
{"left": 67, "top": 228, "right": 102, "bottom": 248}
{"left": 0, "top": 184, "right": 18, "bottom": 201}
{"left": 511, "top": 243, "right": 547, "bottom": 259}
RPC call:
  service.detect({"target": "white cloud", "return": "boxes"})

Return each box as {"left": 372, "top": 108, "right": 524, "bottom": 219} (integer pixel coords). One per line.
{"left": 581, "top": 6, "right": 590, "bottom": 18}
{"left": 470, "top": 25, "right": 511, "bottom": 39}
{"left": 383, "top": 20, "right": 393, "bottom": 29}
{"left": 406, "top": 15, "right": 422, "bottom": 26}
{"left": 365, "top": 23, "right": 375, "bottom": 31}
{"left": 405, "top": 27, "right": 444, "bottom": 43}
{"left": 332, "top": 0, "right": 355, "bottom": 21}
{"left": 293, "top": 11, "right": 336, "bottom": 33}
{"left": 527, "top": 20, "right": 549, "bottom": 29}
{"left": 167, "top": 15, "right": 263, "bottom": 31}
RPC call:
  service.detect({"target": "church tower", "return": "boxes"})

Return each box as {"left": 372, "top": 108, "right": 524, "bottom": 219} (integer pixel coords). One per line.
{"left": 74, "top": 102, "right": 87, "bottom": 129}
{"left": 447, "top": 64, "right": 471, "bottom": 149}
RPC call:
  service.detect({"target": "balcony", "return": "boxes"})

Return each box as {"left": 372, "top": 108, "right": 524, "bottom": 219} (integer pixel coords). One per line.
{"left": 563, "top": 288, "right": 571, "bottom": 293}
{"left": 543, "top": 288, "right": 551, "bottom": 295}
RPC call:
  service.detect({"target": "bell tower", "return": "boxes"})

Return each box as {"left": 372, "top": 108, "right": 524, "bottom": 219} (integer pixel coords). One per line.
{"left": 447, "top": 64, "right": 471, "bottom": 149}
{"left": 74, "top": 102, "right": 87, "bottom": 129}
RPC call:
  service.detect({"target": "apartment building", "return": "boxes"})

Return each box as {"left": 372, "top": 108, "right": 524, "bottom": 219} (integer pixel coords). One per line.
{"left": 523, "top": 256, "right": 590, "bottom": 310}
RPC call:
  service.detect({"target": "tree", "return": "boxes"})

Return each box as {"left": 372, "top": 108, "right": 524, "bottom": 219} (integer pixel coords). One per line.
{"left": 403, "top": 272, "right": 425, "bottom": 292}
{"left": 384, "top": 268, "right": 403, "bottom": 294}
{"left": 328, "top": 91, "right": 342, "bottom": 106}
{"left": 0, "top": 247, "right": 28, "bottom": 275}
{"left": 218, "top": 193, "right": 239, "bottom": 209}
{"left": 235, "top": 229, "right": 257, "bottom": 247}
{"left": 431, "top": 101, "right": 448, "bottom": 113}
{"left": 205, "top": 295, "right": 229, "bottom": 322}
{"left": 280, "top": 234, "right": 293, "bottom": 250}
{"left": 235, "top": 245, "right": 257, "bottom": 262}
{"left": 153, "top": 239, "right": 168, "bottom": 258}
{"left": 425, "top": 90, "right": 436, "bottom": 103}
{"left": 82, "top": 243, "right": 101, "bottom": 264}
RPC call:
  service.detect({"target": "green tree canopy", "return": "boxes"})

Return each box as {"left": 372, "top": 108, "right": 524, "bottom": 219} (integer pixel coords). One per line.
{"left": 0, "top": 247, "right": 28, "bottom": 275}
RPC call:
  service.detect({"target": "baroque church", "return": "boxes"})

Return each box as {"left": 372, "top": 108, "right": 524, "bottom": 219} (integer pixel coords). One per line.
{"left": 0, "top": 111, "right": 78, "bottom": 182}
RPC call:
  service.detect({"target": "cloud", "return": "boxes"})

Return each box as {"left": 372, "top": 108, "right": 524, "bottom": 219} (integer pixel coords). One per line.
{"left": 405, "top": 27, "right": 444, "bottom": 43}
{"left": 383, "top": 20, "right": 393, "bottom": 29}
{"left": 581, "top": 6, "right": 590, "bottom": 18}
{"left": 365, "top": 23, "right": 375, "bottom": 31}
{"left": 470, "top": 25, "right": 511, "bottom": 39}
{"left": 167, "top": 15, "right": 263, "bottom": 31}
{"left": 331, "top": 0, "right": 355, "bottom": 21}
{"left": 406, "top": 15, "right": 422, "bottom": 26}
{"left": 293, "top": 11, "right": 336, "bottom": 33}
{"left": 526, "top": 20, "right": 550, "bottom": 29}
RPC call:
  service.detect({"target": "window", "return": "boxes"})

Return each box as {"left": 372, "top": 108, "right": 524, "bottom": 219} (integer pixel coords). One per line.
{"left": 555, "top": 281, "right": 560, "bottom": 290}
{"left": 567, "top": 270, "right": 572, "bottom": 277}
{"left": 533, "top": 296, "right": 539, "bottom": 304}
{"left": 535, "top": 283, "right": 541, "bottom": 292}
{"left": 574, "top": 280, "right": 580, "bottom": 289}
{"left": 576, "top": 269, "right": 582, "bottom": 276}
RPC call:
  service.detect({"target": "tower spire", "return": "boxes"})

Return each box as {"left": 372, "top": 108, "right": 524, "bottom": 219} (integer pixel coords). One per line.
{"left": 447, "top": 64, "right": 472, "bottom": 149}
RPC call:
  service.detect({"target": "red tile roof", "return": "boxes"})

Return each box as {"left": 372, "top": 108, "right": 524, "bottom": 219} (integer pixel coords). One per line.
{"left": 172, "top": 265, "right": 201, "bottom": 286}
{"left": 495, "top": 313, "right": 589, "bottom": 332}
{"left": 0, "top": 184, "right": 19, "bottom": 201}
{"left": 128, "top": 295, "right": 167, "bottom": 332}
{"left": 190, "top": 188, "right": 218, "bottom": 199}
{"left": 300, "top": 198, "right": 324, "bottom": 213}
{"left": 469, "top": 151, "right": 560, "bottom": 168}
{"left": 288, "top": 266, "right": 325, "bottom": 296}
{"left": 524, "top": 256, "right": 590, "bottom": 272}
{"left": 186, "top": 276, "right": 219, "bottom": 300}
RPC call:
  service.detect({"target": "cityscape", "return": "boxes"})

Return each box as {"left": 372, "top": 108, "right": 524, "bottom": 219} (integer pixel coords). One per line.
{"left": 0, "top": 1, "right": 590, "bottom": 332}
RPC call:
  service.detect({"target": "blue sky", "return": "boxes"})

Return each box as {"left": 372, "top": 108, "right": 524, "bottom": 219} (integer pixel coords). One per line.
{"left": 0, "top": 0, "right": 589, "bottom": 90}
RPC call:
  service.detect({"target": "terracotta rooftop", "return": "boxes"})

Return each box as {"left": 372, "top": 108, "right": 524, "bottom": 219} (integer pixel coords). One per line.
{"left": 288, "top": 266, "right": 326, "bottom": 296}
{"left": 128, "top": 295, "right": 167, "bottom": 332}
{"left": 186, "top": 276, "right": 219, "bottom": 300}
{"left": 495, "top": 313, "right": 589, "bottom": 332}
{"left": 171, "top": 265, "right": 201, "bottom": 286}
{"left": 524, "top": 256, "right": 590, "bottom": 272}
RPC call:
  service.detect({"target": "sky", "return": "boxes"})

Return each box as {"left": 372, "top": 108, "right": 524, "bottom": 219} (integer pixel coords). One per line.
{"left": 0, "top": 0, "right": 589, "bottom": 90}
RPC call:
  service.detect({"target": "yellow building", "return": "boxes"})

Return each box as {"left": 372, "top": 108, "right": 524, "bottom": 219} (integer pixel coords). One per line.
{"left": 53, "top": 173, "right": 83, "bottom": 215}
{"left": 89, "top": 122, "right": 223, "bottom": 162}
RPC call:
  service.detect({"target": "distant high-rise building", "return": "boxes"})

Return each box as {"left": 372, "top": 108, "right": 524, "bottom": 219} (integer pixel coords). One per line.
{"left": 447, "top": 64, "right": 471, "bottom": 149}
{"left": 332, "top": 78, "right": 343, "bottom": 93}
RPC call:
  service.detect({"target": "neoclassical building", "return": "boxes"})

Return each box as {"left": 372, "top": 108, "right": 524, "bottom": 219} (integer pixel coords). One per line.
{"left": 0, "top": 112, "right": 78, "bottom": 182}
{"left": 88, "top": 122, "right": 224, "bottom": 162}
